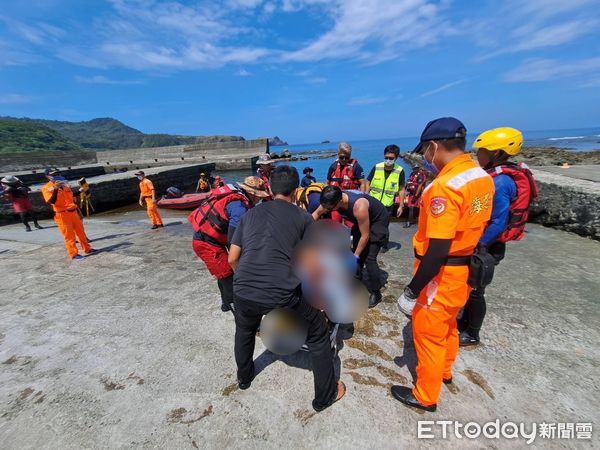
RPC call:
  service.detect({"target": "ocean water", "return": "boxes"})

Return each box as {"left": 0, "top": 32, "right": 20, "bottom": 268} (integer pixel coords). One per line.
{"left": 270, "top": 127, "right": 600, "bottom": 184}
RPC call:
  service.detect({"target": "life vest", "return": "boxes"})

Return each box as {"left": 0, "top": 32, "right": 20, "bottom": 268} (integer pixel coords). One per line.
{"left": 198, "top": 178, "right": 209, "bottom": 191}
{"left": 188, "top": 184, "right": 249, "bottom": 246}
{"left": 405, "top": 170, "right": 423, "bottom": 196}
{"left": 487, "top": 162, "right": 539, "bottom": 243}
{"left": 369, "top": 162, "right": 403, "bottom": 207}
{"left": 329, "top": 159, "right": 361, "bottom": 190}
{"left": 296, "top": 183, "right": 325, "bottom": 210}
{"left": 256, "top": 168, "right": 273, "bottom": 197}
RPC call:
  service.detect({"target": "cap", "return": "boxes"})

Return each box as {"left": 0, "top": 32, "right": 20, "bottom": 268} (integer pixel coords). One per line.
{"left": 412, "top": 117, "right": 467, "bottom": 154}
{"left": 44, "top": 167, "right": 60, "bottom": 176}
{"left": 303, "top": 167, "right": 313, "bottom": 174}
{"left": 134, "top": 170, "right": 145, "bottom": 176}
{"left": 256, "top": 153, "right": 274, "bottom": 165}
{"left": 238, "top": 176, "right": 270, "bottom": 198}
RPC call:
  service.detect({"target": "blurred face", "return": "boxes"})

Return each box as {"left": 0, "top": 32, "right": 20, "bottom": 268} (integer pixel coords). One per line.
{"left": 338, "top": 152, "right": 351, "bottom": 166}
{"left": 476, "top": 148, "right": 493, "bottom": 167}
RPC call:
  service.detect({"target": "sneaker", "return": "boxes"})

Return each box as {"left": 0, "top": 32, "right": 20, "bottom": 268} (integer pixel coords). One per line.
{"left": 368, "top": 291, "right": 382, "bottom": 308}
{"left": 403, "top": 222, "right": 411, "bottom": 228}
{"left": 221, "top": 302, "right": 232, "bottom": 312}
{"left": 34, "top": 224, "right": 43, "bottom": 229}
{"left": 86, "top": 248, "right": 99, "bottom": 255}
{"left": 71, "top": 254, "right": 85, "bottom": 260}
{"left": 151, "top": 225, "right": 159, "bottom": 229}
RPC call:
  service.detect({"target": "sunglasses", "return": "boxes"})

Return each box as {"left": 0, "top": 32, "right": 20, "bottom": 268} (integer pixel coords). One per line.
{"left": 338, "top": 155, "right": 350, "bottom": 160}
{"left": 384, "top": 157, "right": 396, "bottom": 161}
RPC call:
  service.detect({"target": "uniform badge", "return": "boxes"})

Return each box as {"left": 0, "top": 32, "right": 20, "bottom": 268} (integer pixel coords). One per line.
{"left": 430, "top": 197, "right": 447, "bottom": 216}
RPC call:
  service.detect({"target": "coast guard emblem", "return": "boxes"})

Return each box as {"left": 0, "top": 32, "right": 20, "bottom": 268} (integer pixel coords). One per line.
{"left": 430, "top": 197, "right": 447, "bottom": 216}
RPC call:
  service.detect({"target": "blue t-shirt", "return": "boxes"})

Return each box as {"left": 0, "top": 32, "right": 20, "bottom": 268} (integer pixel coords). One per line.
{"left": 301, "top": 175, "right": 316, "bottom": 187}
{"left": 480, "top": 174, "right": 517, "bottom": 246}
{"left": 307, "top": 191, "right": 321, "bottom": 214}
{"left": 225, "top": 200, "right": 248, "bottom": 228}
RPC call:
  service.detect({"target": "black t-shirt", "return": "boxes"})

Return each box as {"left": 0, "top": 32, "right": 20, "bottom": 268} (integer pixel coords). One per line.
{"left": 231, "top": 199, "right": 313, "bottom": 305}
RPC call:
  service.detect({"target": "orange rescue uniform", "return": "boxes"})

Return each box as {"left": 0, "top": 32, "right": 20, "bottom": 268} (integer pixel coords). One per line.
{"left": 41, "top": 181, "right": 92, "bottom": 258}
{"left": 139, "top": 178, "right": 163, "bottom": 226}
{"left": 411, "top": 153, "right": 495, "bottom": 406}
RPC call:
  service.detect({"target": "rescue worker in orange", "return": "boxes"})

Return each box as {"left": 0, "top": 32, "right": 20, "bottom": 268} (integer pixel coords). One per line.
{"left": 326, "top": 142, "right": 367, "bottom": 192}
{"left": 458, "top": 127, "right": 538, "bottom": 346}
{"left": 136, "top": 171, "right": 163, "bottom": 229}
{"left": 392, "top": 118, "right": 495, "bottom": 411}
{"left": 189, "top": 176, "right": 270, "bottom": 312}
{"left": 41, "top": 168, "right": 96, "bottom": 260}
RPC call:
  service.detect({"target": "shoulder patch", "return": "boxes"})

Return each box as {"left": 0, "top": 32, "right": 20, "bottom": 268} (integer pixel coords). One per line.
{"left": 429, "top": 196, "right": 447, "bottom": 216}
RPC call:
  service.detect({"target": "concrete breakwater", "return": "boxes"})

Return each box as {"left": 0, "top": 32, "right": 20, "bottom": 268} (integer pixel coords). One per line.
{"left": 0, "top": 163, "right": 214, "bottom": 222}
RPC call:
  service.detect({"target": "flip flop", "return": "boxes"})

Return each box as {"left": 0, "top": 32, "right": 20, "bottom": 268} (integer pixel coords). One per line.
{"left": 313, "top": 380, "right": 346, "bottom": 412}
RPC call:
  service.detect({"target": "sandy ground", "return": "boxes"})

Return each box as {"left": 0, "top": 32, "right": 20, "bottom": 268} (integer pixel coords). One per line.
{"left": 0, "top": 208, "right": 599, "bottom": 449}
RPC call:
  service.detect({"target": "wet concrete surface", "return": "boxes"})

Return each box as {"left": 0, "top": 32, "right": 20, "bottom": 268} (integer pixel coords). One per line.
{"left": 0, "top": 212, "right": 599, "bottom": 448}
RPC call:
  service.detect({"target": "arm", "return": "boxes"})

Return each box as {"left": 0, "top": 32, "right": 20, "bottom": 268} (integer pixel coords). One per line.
{"left": 395, "top": 171, "right": 406, "bottom": 217}
{"left": 225, "top": 201, "right": 248, "bottom": 243}
{"left": 365, "top": 166, "right": 375, "bottom": 193}
{"left": 353, "top": 199, "right": 370, "bottom": 257}
{"left": 312, "top": 204, "right": 328, "bottom": 221}
{"left": 48, "top": 185, "right": 60, "bottom": 205}
{"left": 228, "top": 244, "right": 242, "bottom": 271}
{"left": 407, "top": 239, "right": 452, "bottom": 295}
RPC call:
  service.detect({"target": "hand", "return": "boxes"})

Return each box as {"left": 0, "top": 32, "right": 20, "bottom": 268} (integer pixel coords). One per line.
{"left": 139, "top": 200, "right": 144, "bottom": 207}
{"left": 397, "top": 286, "right": 417, "bottom": 318}
{"left": 395, "top": 206, "right": 404, "bottom": 218}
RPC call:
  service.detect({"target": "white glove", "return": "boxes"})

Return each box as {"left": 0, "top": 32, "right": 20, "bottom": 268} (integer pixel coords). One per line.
{"left": 397, "top": 287, "right": 417, "bottom": 318}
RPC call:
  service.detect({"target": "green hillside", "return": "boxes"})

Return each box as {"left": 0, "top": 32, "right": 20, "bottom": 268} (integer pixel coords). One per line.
{"left": 1, "top": 116, "right": 245, "bottom": 150}
{"left": 0, "top": 119, "right": 81, "bottom": 153}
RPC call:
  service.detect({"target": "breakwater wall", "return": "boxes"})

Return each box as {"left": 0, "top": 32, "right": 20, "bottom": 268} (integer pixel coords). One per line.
{"left": 1, "top": 139, "right": 268, "bottom": 173}
{"left": 529, "top": 169, "right": 600, "bottom": 240}
{"left": 0, "top": 150, "right": 98, "bottom": 172}
{"left": 0, "top": 163, "right": 214, "bottom": 222}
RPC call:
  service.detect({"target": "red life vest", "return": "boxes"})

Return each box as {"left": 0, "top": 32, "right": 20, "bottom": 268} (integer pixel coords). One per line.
{"left": 487, "top": 163, "right": 539, "bottom": 243}
{"left": 188, "top": 184, "right": 249, "bottom": 246}
{"left": 329, "top": 159, "right": 361, "bottom": 190}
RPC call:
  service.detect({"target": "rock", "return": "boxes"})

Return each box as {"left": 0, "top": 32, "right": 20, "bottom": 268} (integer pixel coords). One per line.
{"left": 268, "top": 136, "right": 288, "bottom": 146}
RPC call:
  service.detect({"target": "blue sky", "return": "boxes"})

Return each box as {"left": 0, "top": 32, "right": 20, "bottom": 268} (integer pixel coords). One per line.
{"left": 1, "top": 0, "right": 599, "bottom": 143}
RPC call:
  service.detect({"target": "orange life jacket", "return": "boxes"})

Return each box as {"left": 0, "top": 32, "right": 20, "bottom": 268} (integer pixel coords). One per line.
{"left": 329, "top": 159, "right": 361, "bottom": 190}
{"left": 188, "top": 184, "right": 249, "bottom": 246}
{"left": 487, "top": 163, "right": 539, "bottom": 243}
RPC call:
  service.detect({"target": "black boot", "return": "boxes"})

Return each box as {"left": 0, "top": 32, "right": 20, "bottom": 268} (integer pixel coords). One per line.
{"left": 459, "top": 330, "right": 480, "bottom": 347}
{"left": 368, "top": 291, "right": 382, "bottom": 308}
{"left": 391, "top": 385, "right": 436, "bottom": 412}
{"left": 25, "top": 225, "right": 32, "bottom": 232}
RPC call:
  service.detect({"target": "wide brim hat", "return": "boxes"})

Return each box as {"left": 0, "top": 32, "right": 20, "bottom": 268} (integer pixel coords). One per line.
{"left": 238, "top": 176, "right": 270, "bottom": 198}
{"left": 1, "top": 175, "right": 20, "bottom": 185}
{"left": 256, "top": 153, "right": 274, "bottom": 165}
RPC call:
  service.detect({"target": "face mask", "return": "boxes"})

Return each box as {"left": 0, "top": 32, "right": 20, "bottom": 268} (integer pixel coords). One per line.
{"left": 384, "top": 159, "right": 395, "bottom": 168}
{"left": 423, "top": 144, "right": 439, "bottom": 175}
{"left": 136, "top": 176, "right": 143, "bottom": 181}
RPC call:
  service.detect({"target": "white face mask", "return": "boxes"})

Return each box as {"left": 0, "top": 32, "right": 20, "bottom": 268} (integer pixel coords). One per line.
{"left": 136, "top": 176, "right": 143, "bottom": 181}
{"left": 384, "top": 159, "right": 395, "bottom": 167}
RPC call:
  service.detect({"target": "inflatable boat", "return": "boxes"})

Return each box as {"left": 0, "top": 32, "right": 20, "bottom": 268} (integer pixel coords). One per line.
{"left": 157, "top": 192, "right": 210, "bottom": 210}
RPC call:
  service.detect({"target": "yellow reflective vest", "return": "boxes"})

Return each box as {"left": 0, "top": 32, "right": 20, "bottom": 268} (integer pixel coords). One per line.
{"left": 369, "top": 162, "right": 403, "bottom": 207}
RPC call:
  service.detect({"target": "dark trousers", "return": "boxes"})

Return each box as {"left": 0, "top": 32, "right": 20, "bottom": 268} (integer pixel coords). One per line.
{"left": 233, "top": 295, "right": 337, "bottom": 409}
{"left": 459, "top": 242, "right": 506, "bottom": 338}
{"left": 217, "top": 275, "right": 234, "bottom": 306}
{"left": 352, "top": 225, "right": 387, "bottom": 294}
{"left": 19, "top": 211, "right": 39, "bottom": 229}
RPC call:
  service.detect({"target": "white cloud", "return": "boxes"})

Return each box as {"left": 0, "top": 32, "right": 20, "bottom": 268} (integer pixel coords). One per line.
{"left": 421, "top": 79, "right": 468, "bottom": 97}
{"left": 472, "top": 0, "right": 599, "bottom": 60}
{"left": 0, "top": 94, "right": 33, "bottom": 104}
{"left": 283, "top": 0, "right": 444, "bottom": 62}
{"left": 75, "top": 75, "right": 143, "bottom": 85}
{"left": 503, "top": 57, "right": 600, "bottom": 83}
{"left": 347, "top": 96, "right": 388, "bottom": 106}
{"left": 237, "top": 69, "right": 251, "bottom": 76}
{"left": 305, "top": 76, "right": 327, "bottom": 84}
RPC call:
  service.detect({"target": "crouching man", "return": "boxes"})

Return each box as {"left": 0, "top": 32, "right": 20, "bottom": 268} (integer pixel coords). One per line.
{"left": 228, "top": 165, "right": 345, "bottom": 412}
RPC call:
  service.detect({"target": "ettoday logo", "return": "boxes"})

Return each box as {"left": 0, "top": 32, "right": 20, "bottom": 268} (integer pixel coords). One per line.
{"left": 417, "top": 420, "right": 593, "bottom": 444}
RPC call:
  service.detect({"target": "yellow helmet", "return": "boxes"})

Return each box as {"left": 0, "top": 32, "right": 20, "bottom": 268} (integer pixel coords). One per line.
{"left": 473, "top": 127, "right": 523, "bottom": 156}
